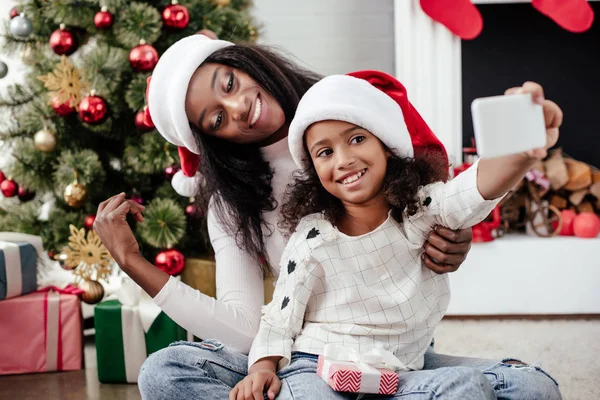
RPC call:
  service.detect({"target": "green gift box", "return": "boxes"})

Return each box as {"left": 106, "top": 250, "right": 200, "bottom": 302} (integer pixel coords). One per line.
{"left": 95, "top": 299, "right": 187, "bottom": 383}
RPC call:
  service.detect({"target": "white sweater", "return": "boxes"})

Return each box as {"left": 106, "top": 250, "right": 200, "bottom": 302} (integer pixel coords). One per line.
{"left": 153, "top": 137, "right": 296, "bottom": 353}
{"left": 248, "top": 161, "right": 501, "bottom": 371}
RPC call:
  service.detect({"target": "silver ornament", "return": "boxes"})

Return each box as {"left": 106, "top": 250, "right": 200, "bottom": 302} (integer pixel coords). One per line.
{"left": 0, "top": 61, "right": 7, "bottom": 79}
{"left": 10, "top": 13, "right": 33, "bottom": 39}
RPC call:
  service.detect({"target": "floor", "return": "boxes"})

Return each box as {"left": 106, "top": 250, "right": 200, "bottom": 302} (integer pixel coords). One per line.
{"left": 1, "top": 319, "right": 598, "bottom": 399}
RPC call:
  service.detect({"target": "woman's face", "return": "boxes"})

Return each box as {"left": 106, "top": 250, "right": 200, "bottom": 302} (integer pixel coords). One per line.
{"left": 184, "top": 63, "right": 286, "bottom": 144}
{"left": 305, "top": 120, "right": 389, "bottom": 206}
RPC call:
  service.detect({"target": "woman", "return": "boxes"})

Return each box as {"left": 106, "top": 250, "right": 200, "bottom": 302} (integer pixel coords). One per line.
{"left": 93, "top": 35, "right": 561, "bottom": 399}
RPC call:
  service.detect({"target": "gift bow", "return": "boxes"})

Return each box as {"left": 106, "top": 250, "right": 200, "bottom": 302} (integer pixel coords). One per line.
{"left": 116, "top": 276, "right": 162, "bottom": 333}
{"left": 323, "top": 343, "right": 408, "bottom": 371}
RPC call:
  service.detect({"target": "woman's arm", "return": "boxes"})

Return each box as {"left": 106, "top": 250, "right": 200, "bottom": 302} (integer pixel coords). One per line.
{"left": 95, "top": 195, "right": 265, "bottom": 354}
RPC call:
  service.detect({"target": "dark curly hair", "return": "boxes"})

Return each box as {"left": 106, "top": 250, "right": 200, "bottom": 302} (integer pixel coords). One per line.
{"left": 190, "top": 43, "right": 321, "bottom": 268}
{"left": 279, "top": 149, "right": 448, "bottom": 237}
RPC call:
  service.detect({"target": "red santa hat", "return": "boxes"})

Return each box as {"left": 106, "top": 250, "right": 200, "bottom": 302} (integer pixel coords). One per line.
{"left": 288, "top": 70, "right": 448, "bottom": 173}
{"left": 145, "top": 34, "right": 233, "bottom": 196}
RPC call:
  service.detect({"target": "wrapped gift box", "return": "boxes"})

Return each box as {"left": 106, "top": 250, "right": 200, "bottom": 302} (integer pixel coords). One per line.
{"left": 0, "top": 241, "right": 37, "bottom": 300}
{"left": 0, "top": 289, "right": 83, "bottom": 375}
{"left": 94, "top": 280, "right": 187, "bottom": 383}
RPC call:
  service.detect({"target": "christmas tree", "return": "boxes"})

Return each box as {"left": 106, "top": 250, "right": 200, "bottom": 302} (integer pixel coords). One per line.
{"left": 0, "top": 0, "right": 258, "bottom": 266}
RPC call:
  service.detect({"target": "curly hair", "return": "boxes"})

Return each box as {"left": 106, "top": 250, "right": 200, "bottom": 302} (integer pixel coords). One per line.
{"left": 279, "top": 151, "right": 448, "bottom": 237}
{"left": 190, "top": 43, "right": 321, "bottom": 268}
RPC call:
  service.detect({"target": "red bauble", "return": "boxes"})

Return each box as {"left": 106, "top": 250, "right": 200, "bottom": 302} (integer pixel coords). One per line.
{"left": 573, "top": 212, "right": 600, "bottom": 239}
{"left": 49, "top": 27, "right": 78, "bottom": 56}
{"left": 1, "top": 179, "right": 18, "bottom": 198}
{"left": 162, "top": 4, "right": 190, "bottom": 29}
{"left": 79, "top": 95, "right": 108, "bottom": 124}
{"left": 135, "top": 109, "right": 154, "bottom": 132}
{"left": 165, "top": 165, "right": 180, "bottom": 181}
{"left": 131, "top": 194, "right": 143, "bottom": 205}
{"left": 84, "top": 214, "right": 96, "bottom": 230}
{"left": 129, "top": 44, "right": 159, "bottom": 72}
{"left": 155, "top": 249, "right": 185, "bottom": 276}
{"left": 185, "top": 203, "right": 203, "bottom": 220}
{"left": 17, "top": 186, "right": 35, "bottom": 202}
{"left": 557, "top": 209, "right": 577, "bottom": 236}
{"left": 10, "top": 7, "right": 19, "bottom": 19}
{"left": 0, "top": 170, "right": 5, "bottom": 183}
{"left": 50, "top": 95, "right": 76, "bottom": 117}
{"left": 94, "top": 10, "right": 113, "bottom": 29}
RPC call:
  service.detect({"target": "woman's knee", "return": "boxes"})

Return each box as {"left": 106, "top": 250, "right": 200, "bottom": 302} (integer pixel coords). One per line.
{"left": 492, "top": 360, "right": 562, "bottom": 400}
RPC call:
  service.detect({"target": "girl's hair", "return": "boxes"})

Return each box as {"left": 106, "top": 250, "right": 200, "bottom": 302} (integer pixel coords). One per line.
{"left": 278, "top": 149, "right": 448, "bottom": 237}
{"left": 191, "top": 43, "right": 321, "bottom": 269}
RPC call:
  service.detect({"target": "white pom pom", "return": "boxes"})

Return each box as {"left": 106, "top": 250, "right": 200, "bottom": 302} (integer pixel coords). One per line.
{"left": 171, "top": 170, "right": 203, "bottom": 197}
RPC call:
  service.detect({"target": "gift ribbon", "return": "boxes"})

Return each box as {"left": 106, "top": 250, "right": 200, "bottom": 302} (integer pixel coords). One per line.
{"left": 0, "top": 241, "right": 21, "bottom": 299}
{"left": 39, "top": 286, "right": 83, "bottom": 371}
{"left": 116, "top": 278, "right": 163, "bottom": 383}
{"left": 525, "top": 169, "right": 550, "bottom": 191}
{"left": 322, "top": 344, "right": 408, "bottom": 393}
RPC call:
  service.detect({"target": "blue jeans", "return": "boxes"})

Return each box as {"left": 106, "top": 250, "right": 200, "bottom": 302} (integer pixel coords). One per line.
{"left": 138, "top": 340, "right": 561, "bottom": 399}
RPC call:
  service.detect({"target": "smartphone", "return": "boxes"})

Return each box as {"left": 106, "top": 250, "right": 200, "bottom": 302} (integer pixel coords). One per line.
{"left": 471, "top": 93, "right": 546, "bottom": 158}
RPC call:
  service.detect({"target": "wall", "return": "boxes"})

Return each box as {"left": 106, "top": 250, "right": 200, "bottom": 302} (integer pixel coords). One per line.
{"left": 252, "top": 0, "right": 395, "bottom": 76}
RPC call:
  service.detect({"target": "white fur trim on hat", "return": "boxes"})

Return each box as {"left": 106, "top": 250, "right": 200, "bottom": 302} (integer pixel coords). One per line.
{"left": 171, "top": 170, "right": 204, "bottom": 197}
{"left": 288, "top": 75, "right": 414, "bottom": 169}
{"left": 148, "top": 35, "right": 233, "bottom": 155}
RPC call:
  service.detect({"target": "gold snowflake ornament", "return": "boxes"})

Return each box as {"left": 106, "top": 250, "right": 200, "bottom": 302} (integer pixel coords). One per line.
{"left": 55, "top": 225, "right": 113, "bottom": 282}
{"left": 37, "top": 56, "right": 89, "bottom": 110}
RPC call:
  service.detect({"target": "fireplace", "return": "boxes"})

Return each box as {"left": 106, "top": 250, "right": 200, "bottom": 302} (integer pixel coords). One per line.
{"left": 394, "top": 0, "right": 599, "bottom": 167}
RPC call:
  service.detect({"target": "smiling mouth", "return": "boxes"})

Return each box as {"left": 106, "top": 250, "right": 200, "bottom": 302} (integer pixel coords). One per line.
{"left": 250, "top": 95, "right": 262, "bottom": 128}
{"left": 338, "top": 169, "right": 367, "bottom": 185}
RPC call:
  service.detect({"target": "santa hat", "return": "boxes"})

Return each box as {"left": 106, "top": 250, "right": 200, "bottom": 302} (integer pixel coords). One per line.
{"left": 145, "top": 34, "right": 233, "bottom": 196}
{"left": 288, "top": 70, "right": 448, "bottom": 172}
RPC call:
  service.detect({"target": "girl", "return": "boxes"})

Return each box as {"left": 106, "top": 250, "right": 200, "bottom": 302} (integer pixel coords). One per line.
{"left": 229, "top": 71, "right": 562, "bottom": 400}
{"left": 92, "top": 35, "right": 557, "bottom": 399}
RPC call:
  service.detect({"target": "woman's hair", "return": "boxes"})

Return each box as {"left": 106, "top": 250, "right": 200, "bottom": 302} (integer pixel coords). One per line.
{"left": 278, "top": 148, "right": 448, "bottom": 237}
{"left": 191, "top": 43, "right": 321, "bottom": 269}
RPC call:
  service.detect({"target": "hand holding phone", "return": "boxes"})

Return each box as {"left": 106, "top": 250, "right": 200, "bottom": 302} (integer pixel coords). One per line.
{"left": 471, "top": 93, "right": 546, "bottom": 158}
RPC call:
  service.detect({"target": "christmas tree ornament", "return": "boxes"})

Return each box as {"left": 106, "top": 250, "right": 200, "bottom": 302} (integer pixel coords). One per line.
{"left": 1, "top": 179, "right": 18, "bottom": 198}
{"left": 9, "top": 7, "right": 20, "bottom": 19}
{"left": 10, "top": 13, "right": 33, "bottom": 39}
{"left": 197, "top": 29, "right": 218, "bottom": 39}
{"left": 162, "top": 1, "right": 190, "bottom": 30}
{"left": 17, "top": 186, "right": 35, "bottom": 202}
{"left": 79, "top": 279, "right": 105, "bottom": 304}
{"left": 155, "top": 249, "right": 185, "bottom": 276}
{"left": 34, "top": 128, "right": 57, "bottom": 152}
{"left": 135, "top": 109, "right": 154, "bottom": 132}
{"left": 573, "top": 212, "right": 600, "bottom": 238}
{"left": 84, "top": 214, "right": 96, "bottom": 230}
{"left": 64, "top": 176, "right": 88, "bottom": 208}
{"left": 131, "top": 193, "right": 144, "bottom": 205}
{"left": 54, "top": 251, "right": 73, "bottom": 269}
{"left": 185, "top": 203, "right": 203, "bottom": 220}
{"left": 420, "top": 0, "right": 483, "bottom": 40}
{"left": 557, "top": 209, "right": 577, "bottom": 236}
{"left": 21, "top": 44, "right": 36, "bottom": 66}
{"left": 165, "top": 164, "right": 180, "bottom": 181}
{"left": 0, "top": 61, "right": 8, "bottom": 79}
{"left": 79, "top": 91, "right": 108, "bottom": 124}
{"left": 57, "top": 224, "right": 113, "bottom": 282}
{"left": 0, "top": 170, "right": 5, "bottom": 183}
{"left": 532, "top": 0, "right": 594, "bottom": 33}
{"left": 38, "top": 56, "right": 88, "bottom": 110}
{"left": 214, "top": 0, "right": 231, "bottom": 7}
{"left": 50, "top": 95, "right": 76, "bottom": 116}
{"left": 49, "top": 24, "right": 78, "bottom": 56}
{"left": 129, "top": 40, "right": 159, "bottom": 72}
{"left": 94, "top": 7, "right": 113, "bottom": 29}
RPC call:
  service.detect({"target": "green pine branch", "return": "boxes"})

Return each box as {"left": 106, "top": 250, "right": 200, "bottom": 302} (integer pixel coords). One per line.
{"left": 114, "top": 2, "right": 162, "bottom": 47}
{"left": 137, "top": 198, "right": 186, "bottom": 248}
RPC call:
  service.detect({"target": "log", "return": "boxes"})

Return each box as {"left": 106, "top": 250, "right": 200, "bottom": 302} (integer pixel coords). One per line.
{"left": 550, "top": 195, "right": 568, "bottom": 210}
{"left": 577, "top": 201, "right": 595, "bottom": 214}
{"left": 569, "top": 189, "right": 588, "bottom": 206}
{"left": 564, "top": 158, "right": 592, "bottom": 191}
{"left": 544, "top": 151, "right": 569, "bottom": 190}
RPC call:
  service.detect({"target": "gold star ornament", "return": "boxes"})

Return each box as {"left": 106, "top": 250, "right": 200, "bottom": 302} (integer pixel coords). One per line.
{"left": 55, "top": 225, "right": 113, "bottom": 282}
{"left": 37, "top": 56, "right": 89, "bottom": 110}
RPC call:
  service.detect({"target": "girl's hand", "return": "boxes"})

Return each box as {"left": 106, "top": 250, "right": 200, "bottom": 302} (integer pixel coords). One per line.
{"left": 93, "top": 193, "right": 145, "bottom": 267}
{"left": 422, "top": 226, "right": 472, "bottom": 274}
{"left": 504, "top": 81, "right": 563, "bottom": 160}
{"left": 229, "top": 369, "right": 281, "bottom": 400}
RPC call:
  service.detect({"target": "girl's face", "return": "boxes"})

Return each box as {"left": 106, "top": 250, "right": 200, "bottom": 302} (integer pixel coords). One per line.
{"left": 184, "top": 63, "right": 286, "bottom": 144}
{"left": 305, "top": 120, "right": 389, "bottom": 206}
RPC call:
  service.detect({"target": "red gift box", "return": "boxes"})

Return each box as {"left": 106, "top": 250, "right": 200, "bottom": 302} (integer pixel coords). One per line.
{"left": 0, "top": 287, "right": 83, "bottom": 375}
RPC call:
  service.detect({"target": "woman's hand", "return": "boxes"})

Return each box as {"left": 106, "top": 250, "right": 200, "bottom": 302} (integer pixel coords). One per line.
{"left": 93, "top": 193, "right": 145, "bottom": 267}
{"left": 504, "top": 81, "right": 563, "bottom": 160}
{"left": 229, "top": 369, "right": 281, "bottom": 400}
{"left": 422, "top": 226, "right": 472, "bottom": 274}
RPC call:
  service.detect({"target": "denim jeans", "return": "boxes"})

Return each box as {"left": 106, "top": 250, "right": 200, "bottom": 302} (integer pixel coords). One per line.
{"left": 138, "top": 339, "right": 562, "bottom": 400}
